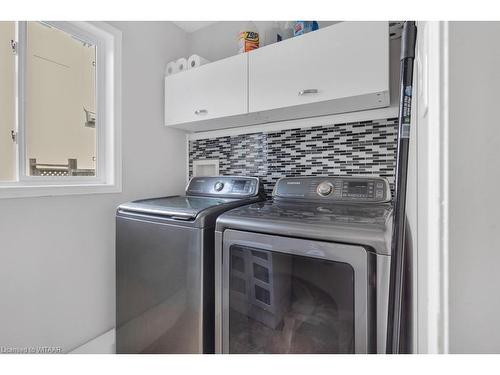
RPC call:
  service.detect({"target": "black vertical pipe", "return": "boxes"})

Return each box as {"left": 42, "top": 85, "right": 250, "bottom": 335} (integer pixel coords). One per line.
{"left": 386, "top": 21, "right": 417, "bottom": 354}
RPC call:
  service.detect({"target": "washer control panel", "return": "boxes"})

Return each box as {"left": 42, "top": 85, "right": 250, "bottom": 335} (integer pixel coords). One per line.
{"left": 273, "top": 176, "right": 391, "bottom": 203}
{"left": 187, "top": 176, "right": 260, "bottom": 197}
{"left": 214, "top": 181, "right": 225, "bottom": 192}
{"left": 317, "top": 182, "right": 334, "bottom": 197}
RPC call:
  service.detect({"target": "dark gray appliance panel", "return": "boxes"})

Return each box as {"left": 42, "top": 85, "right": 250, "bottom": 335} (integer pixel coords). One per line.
{"left": 116, "top": 215, "right": 203, "bottom": 354}
{"left": 228, "top": 245, "right": 355, "bottom": 353}
{"left": 219, "top": 229, "right": 372, "bottom": 354}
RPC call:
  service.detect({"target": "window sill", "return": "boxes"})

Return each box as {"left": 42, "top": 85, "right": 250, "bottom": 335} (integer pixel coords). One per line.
{"left": 0, "top": 182, "right": 122, "bottom": 199}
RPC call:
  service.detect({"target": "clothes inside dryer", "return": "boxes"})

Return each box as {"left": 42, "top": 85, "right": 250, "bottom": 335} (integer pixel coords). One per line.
{"left": 228, "top": 245, "right": 355, "bottom": 354}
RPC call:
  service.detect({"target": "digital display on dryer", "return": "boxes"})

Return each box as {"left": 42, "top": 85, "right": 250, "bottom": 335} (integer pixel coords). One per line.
{"left": 347, "top": 181, "right": 368, "bottom": 195}
{"left": 231, "top": 180, "right": 247, "bottom": 193}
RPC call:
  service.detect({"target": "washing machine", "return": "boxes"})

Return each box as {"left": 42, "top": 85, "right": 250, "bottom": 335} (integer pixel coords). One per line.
{"left": 116, "top": 176, "right": 263, "bottom": 354}
{"left": 214, "top": 176, "right": 395, "bottom": 354}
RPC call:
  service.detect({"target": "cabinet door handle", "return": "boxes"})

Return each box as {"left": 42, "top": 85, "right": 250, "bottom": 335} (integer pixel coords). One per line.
{"left": 194, "top": 109, "right": 208, "bottom": 115}
{"left": 298, "top": 89, "right": 319, "bottom": 96}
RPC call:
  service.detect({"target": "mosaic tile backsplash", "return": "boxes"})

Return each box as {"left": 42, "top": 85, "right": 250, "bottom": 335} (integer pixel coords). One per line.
{"left": 189, "top": 118, "right": 398, "bottom": 197}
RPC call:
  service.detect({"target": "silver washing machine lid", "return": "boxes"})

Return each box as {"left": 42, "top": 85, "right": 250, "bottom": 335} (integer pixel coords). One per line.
{"left": 118, "top": 196, "right": 238, "bottom": 220}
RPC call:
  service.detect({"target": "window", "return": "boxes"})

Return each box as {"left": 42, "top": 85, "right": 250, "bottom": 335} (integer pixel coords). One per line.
{"left": 26, "top": 22, "right": 97, "bottom": 177}
{"left": 0, "top": 21, "right": 121, "bottom": 198}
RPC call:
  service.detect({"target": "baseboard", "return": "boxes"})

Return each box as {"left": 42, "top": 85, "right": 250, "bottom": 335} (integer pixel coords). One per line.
{"left": 70, "top": 328, "right": 116, "bottom": 354}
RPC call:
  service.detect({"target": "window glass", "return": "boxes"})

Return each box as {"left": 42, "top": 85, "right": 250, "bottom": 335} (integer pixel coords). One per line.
{"left": 25, "top": 21, "right": 96, "bottom": 177}
{"left": 0, "top": 21, "right": 16, "bottom": 181}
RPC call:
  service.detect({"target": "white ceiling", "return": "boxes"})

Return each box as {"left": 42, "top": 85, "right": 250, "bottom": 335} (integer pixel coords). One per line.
{"left": 172, "top": 21, "right": 340, "bottom": 34}
{"left": 172, "top": 21, "right": 217, "bottom": 33}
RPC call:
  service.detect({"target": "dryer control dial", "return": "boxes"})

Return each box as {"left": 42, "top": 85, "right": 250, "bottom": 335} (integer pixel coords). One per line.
{"left": 214, "top": 181, "right": 225, "bottom": 192}
{"left": 317, "top": 182, "right": 333, "bottom": 197}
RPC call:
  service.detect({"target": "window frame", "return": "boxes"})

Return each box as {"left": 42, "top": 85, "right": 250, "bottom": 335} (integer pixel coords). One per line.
{"left": 0, "top": 21, "right": 122, "bottom": 198}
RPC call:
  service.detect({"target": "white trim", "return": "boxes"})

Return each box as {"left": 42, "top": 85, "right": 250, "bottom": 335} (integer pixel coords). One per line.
{"left": 414, "top": 21, "right": 449, "bottom": 354}
{"left": 185, "top": 134, "right": 190, "bottom": 184}
{"left": 0, "top": 21, "right": 122, "bottom": 199}
{"left": 187, "top": 106, "right": 398, "bottom": 141}
{"left": 14, "top": 21, "right": 23, "bottom": 183}
{"left": 0, "top": 183, "right": 121, "bottom": 199}
{"left": 439, "top": 21, "right": 450, "bottom": 354}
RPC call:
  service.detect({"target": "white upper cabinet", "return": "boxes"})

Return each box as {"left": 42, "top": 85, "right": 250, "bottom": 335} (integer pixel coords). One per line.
{"left": 248, "top": 21, "right": 389, "bottom": 115}
{"left": 165, "top": 53, "right": 248, "bottom": 127}
{"left": 165, "top": 22, "right": 390, "bottom": 131}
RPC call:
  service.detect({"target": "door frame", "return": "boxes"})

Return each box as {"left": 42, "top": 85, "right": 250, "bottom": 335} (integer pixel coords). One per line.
{"left": 410, "top": 21, "right": 450, "bottom": 354}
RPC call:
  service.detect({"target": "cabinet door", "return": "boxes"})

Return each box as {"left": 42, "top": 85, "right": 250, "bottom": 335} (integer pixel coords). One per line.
{"left": 249, "top": 22, "right": 389, "bottom": 113}
{"left": 165, "top": 54, "right": 248, "bottom": 126}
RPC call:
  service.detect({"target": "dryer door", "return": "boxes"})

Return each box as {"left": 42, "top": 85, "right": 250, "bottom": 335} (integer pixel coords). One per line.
{"left": 218, "top": 230, "right": 375, "bottom": 354}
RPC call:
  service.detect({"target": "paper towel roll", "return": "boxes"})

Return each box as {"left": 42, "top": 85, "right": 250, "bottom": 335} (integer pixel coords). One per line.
{"left": 165, "top": 61, "right": 178, "bottom": 76}
{"left": 187, "top": 54, "right": 210, "bottom": 69}
{"left": 176, "top": 57, "right": 188, "bottom": 73}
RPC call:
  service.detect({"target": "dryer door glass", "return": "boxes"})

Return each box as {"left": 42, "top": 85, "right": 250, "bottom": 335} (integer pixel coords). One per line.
{"left": 228, "top": 245, "right": 355, "bottom": 353}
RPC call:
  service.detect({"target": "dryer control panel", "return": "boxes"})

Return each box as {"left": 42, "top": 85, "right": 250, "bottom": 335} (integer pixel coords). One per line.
{"left": 187, "top": 176, "right": 261, "bottom": 198}
{"left": 273, "top": 176, "right": 391, "bottom": 203}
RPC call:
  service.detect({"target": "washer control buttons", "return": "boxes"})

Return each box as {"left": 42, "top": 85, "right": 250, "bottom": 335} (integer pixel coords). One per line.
{"left": 214, "top": 181, "right": 225, "bottom": 192}
{"left": 317, "top": 182, "right": 334, "bottom": 197}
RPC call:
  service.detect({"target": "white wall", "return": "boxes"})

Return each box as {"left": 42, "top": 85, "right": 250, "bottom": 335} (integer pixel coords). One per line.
{"left": 187, "top": 21, "right": 339, "bottom": 63}
{"left": 0, "top": 21, "right": 189, "bottom": 353}
{"left": 447, "top": 21, "right": 500, "bottom": 353}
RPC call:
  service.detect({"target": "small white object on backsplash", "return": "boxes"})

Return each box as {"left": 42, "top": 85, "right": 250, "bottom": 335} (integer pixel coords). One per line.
{"left": 193, "top": 159, "right": 219, "bottom": 177}
{"left": 187, "top": 54, "right": 210, "bottom": 69}
{"left": 176, "top": 57, "right": 188, "bottom": 72}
